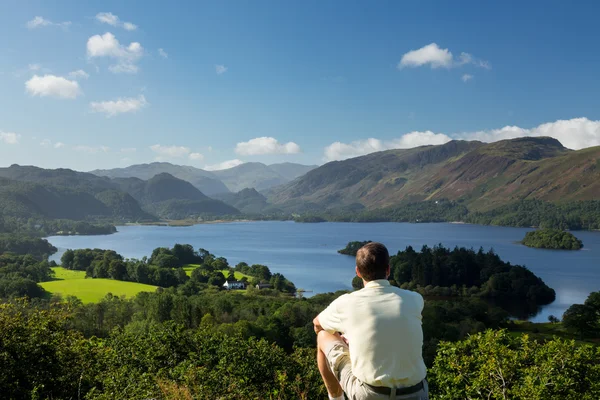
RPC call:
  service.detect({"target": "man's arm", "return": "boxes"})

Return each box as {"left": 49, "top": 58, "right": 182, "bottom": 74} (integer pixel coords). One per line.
{"left": 313, "top": 315, "right": 325, "bottom": 334}
{"left": 314, "top": 295, "right": 346, "bottom": 335}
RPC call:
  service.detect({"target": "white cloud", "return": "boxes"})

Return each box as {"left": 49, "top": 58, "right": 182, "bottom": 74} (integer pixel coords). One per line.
{"left": 399, "top": 43, "right": 490, "bottom": 70}
{"left": 90, "top": 95, "right": 148, "bottom": 117}
{"left": 95, "top": 12, "right": 137, "bottom": 30}
{"left": 323, "top": 118, "right": 600, "bottom": 162}
{"left": 25, "top": 74, "right": 82, "bottom": 99}
{"left": 324, "top": 131, "right": 452, "bottom": 161}
{"left": 235, "top": 137, "right": 301, "bottom": 155}
{"left": 40, "top": 139, "right": 52, "bottom": 147}
{"left": 54, "top": 142, "right": 65, "bottom": 148}
{"left": 69, "top": 69, "right": 89, "bottom": 79}
{"left": 462, "top": 74, "right": 473, "bottom": 82}
{"left": 204, "top": 159, "right": 245, "bottom": 171}
{"left": 108, "top": 63, "right": 139, "bottom": 74}
{"left": 457, "top": 117, "right": 600, "bottom": 150}
{"left": 158, "top": 48, "right": 168, "bottom": 59}
{"left": 120, "top": 147, "right": 137, "bottom": 153}
{"left": 87, "top": 32, "right": 143, "bottom": 74}
{"left": 28, "top": 64, "right": 41, "bottom": 71}
{"left": 399, "top": 43, "right": 453, "bottom": 69}
{"left": 215, "top": 64, "right": 228, "bottom": 75}
{"left": 123, "top": 22, "right": 137, "bottom": 31}
{"left": 1, "top": 132, "right": 20, "bottom": 145}
{"left": 26, "top": 16, "right": 71, "bottom": 29}
{"left": 189, "top": 152, "right": 204, "bottom": 161}
{"left": 150, "top": 144, "right": 191, "bottom": 159}
{"left": 73, "top": 145, "right": 110, "bottom": 154}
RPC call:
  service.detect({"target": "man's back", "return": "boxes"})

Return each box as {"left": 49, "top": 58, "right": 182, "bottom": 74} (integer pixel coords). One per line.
{"left": 318, "top": 279, "right": 427, "bottom": 387}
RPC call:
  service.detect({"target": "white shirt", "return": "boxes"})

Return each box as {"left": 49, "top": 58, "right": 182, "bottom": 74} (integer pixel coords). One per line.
{"left": 318, "top": 279, "right": 427, "bottom": 387}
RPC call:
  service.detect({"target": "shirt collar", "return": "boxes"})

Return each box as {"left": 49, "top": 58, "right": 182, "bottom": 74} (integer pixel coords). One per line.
{"left": 364, "top": 279, "right": 390, "bottom": 289}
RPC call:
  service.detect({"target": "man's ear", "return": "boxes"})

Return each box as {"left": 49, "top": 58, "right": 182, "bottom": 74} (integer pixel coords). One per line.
{"left": 386, "top": 265, "right": 391, "bottom": 279}
{"left": 355, "top": 266, "right": 362, "bottom": 278}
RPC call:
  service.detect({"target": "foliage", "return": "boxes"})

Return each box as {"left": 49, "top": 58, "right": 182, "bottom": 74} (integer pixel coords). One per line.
{"left": 338, "top": 240, "right": 372, "bottom": 256}
{"left": 0, "top": 254, "right": 55, "bottom": 298}
{"left": 0, "top": 233, "right": 57, "bottom": 258}
{"left": 429, "top": 329, "right": 600, "bottom": 400}
{"left": 521, "top": 228, "right": 583, "bottom": 250}
{"left": 0, "top": 301, "right": 99, "bottom": 399}
{"left": 562, "top": 291, "right": 600, "bottom": 339}
{"left": 467, "top": 200, "right": 600, "bottom": 230}
{"left": 389, "top": 245, "right": 555, "bottom": 305}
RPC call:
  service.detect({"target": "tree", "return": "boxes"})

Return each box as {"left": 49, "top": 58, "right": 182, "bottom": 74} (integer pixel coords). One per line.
{"left": 548, "top": 315, "right": 559, "bottom": 323}
{"left": 352, "top": 276, "right": 364, "bottom": 290}
{"left": 584, "top": 291, "right": 600, "bottom": 316}
{"left": 108, "top": 260, "right": 128, "bottom": 281}
{"left": 562, "top": 304, "right": 599, "bottom": 339}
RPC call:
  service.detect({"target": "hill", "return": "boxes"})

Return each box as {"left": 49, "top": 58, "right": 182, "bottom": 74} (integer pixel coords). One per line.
{"left": 268, "top": 138, "right": 600, "bottom": 212}
{"left": 0, "top": 165, "right": 153, "bottom": 222}
{"left": 212, "top": 188, "right": 271, "bottom": 214}
{"left": 212, "top": 162, "right": 317, "bottom": 192}
{"left": 92, "top": 161, "right": 317, "bottom": 194}
{"left": 91, "top": 162, "right": 230, "bottom": 195}
{"left": 212, "top": 162, "right": 290, "bottom": 192}
{"left": 267, "top": 162, "right": 318, "bottom": 181}
{"left": 114, "top": 173, "right": 239, "bottom": 219}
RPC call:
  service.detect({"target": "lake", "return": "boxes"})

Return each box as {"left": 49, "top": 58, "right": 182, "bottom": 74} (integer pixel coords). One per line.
{"left": 47, "top": 221, "right": 600, "bottom": 322}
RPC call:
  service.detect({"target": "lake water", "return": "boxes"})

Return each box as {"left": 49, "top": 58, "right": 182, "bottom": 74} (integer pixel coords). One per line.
{"left": 47, "top": 222, "right": 600, "bottom": 322}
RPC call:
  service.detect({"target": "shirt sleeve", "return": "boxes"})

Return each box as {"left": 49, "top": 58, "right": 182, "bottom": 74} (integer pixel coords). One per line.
{"left": 317, "top": 295, "right": 346, "bottom": 334}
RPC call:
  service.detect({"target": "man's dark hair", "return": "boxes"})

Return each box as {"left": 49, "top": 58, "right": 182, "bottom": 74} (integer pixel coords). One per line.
{"left": 356, "top": 242, "right": 389, "bottom": 281}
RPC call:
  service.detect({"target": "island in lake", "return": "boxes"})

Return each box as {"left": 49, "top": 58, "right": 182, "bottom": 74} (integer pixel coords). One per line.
{"left": 338, "top": 240, "right": 372, "bottom": 256}
{"left": 521, "top": 229, "right": 583, "bottom": 250}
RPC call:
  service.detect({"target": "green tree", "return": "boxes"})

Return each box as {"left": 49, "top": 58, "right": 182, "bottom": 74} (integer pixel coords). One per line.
{"left": 562, "top": 304, "right": 599, "bottom": 339}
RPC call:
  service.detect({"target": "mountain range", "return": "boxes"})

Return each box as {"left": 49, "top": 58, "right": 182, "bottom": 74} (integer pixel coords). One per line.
{"left": 267, "top": 137, "right": 600, "bottom": 212}
{"left": 0, "top": 137, "right": 598, "bottom": 225}
{"left": 91, "top": 162, "right": 317, "bottom": 195}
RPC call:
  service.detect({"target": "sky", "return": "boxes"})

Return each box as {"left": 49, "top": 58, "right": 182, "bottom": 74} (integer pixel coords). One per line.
{"left": 1, "top": 0, "right": 600, "bottom": 171}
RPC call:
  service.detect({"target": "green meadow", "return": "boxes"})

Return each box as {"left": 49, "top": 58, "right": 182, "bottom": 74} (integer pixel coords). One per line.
{"left": 183, "top": 264, "right": 251, "bottom": 280}
{"left": 40, "top": 267, "right": 159, "bottom": 304}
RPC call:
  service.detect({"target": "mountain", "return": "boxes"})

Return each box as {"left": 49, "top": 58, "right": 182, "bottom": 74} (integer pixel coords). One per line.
{"left": 212, "top": 162, "right": 317, "bottom": 192}
{"left": 212, "top": 188, "right": 271, "bottom": 214}
{"left": 91, "top": 161, "right": 317, "bottom": 194}
{"left": 268, "top": 137, "right": 600, "bottom": 212}
{"left": 0, "top": 165, "right": 115, "bottom": 193}
{"left": 0, "top": 177, "right": 114, "bottom": 220}
{"left": 267, "top": 163, "right": 318, "bottom": 181}
{"left": 0, "top": 166, "right": 152, "bottom": 221}
{"left": 91, "top": 162, "right": 229, "bottom": 195}
{"left": 114, "top": 173, "right": 240, "bottom": 219}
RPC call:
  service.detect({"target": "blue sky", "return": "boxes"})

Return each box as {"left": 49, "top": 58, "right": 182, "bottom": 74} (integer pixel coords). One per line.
{"left": 1, "top": 0, "right": 600, "bottom": 171}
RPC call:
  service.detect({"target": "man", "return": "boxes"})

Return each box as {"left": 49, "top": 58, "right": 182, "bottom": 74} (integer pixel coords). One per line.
{"left": 313, "top": 242, "right": 428, "bottom": 400}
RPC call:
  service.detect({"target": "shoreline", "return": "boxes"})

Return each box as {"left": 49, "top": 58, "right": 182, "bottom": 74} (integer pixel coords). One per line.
{"left": 121, "top": 219, "right": 254, "bottom": 227}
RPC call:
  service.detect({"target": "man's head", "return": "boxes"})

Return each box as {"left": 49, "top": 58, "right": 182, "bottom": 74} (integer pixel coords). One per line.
{"left": 355, "top": 242, "right": 390, "bottom": 281}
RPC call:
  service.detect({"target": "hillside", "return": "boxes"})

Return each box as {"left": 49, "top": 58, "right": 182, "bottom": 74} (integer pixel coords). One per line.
{"left": 268, "top": 138, "right": 600, "bottom": 212}
{"left": 91, "top": 162, "right": 230, "bottom": 195}
{"left": 0, "top": 177, "right": 113, "bottom": 220}
{"left": 267, "top": 162, "right": 318, "bottom": 181}
{"left": 114, "top": 173, "right": 239, "bottom": 219}
{"left": 212, "top": 188, "right": 271, "bottom": 214}
{"left": 212, "top": 162, "right": 290, "bottom": 192}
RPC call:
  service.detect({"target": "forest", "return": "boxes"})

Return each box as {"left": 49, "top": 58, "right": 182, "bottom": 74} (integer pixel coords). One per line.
{"left": 384, "top": 245, "right": 556, "bottom": 304}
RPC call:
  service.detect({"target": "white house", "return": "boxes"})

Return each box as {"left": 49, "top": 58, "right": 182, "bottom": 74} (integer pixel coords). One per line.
{"left": 223, "top": 281, "right": 246, "bottom": 290}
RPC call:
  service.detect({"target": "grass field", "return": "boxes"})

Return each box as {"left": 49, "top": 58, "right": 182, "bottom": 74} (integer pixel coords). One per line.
{"left": 40, "top": 267, "right": 159, "bottom": 304}
{"left": 183, "top": 264, "right": 252, "bottom": 280}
